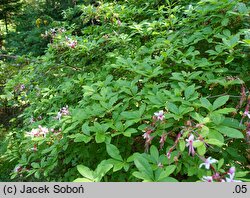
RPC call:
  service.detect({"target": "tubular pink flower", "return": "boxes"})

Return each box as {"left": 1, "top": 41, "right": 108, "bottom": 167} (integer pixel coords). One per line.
{"left": 226, "top": 167, "right": 242, "bottom": 182}
{"left": 68, "top": 40, "right": 77, "bottom": 48}
{"left": 225, "top": 174, "right": 242, "bottom": 182}
{"left": 159, "top": 133, "right": 167, "bottom": 149}
{"left": 228, "top": 167, "right": 235, "bottom": 175}
{"left": 166, "top": 151, "right": 171, "bottom": 159}
{"left": 186, "top": 134, "right": 195, "bottom": 156}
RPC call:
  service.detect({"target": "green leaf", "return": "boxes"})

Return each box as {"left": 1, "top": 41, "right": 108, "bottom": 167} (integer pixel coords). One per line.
{"left": 74, "top": 134, "right": 91, "bottom": 143}
{"left": 82, "top": 123, "right": 90, "bottom": 135}
{"left": 216, "top": 126, "right": 244, "bottom": 138}
{"left": 225, "top": 56, "right": 234, "bottom": 65}
{"left": 157, "top": 177, "right": 178, "bottom": 182}
{"left": 77, "top": 165, "right": 94, "bottom": 180}
{"left": 163, "top": 165, "right": 176, "bottom": 177}
{"left": 167, "top": 102, "right": 179, "bottom": 114}
{"left": 217, "top": 159, "right": 224, "bottom": 170}
{"left": 221, "top": 18, "right": 229, "bottom": 26}
{"left": 200, "top": 98, "right": 212, "bottom": 111}
{"left": 193, "top": 140, "right": 203, "bottom": 148}
{"left": 107, "top": 159, "right": 124, "bottom": 172}
{"left": 123, "top": 128, "right": 137, "bottom": 137}
{"left": 134, "top": 154, "right": 154, "bottom": 180}
{"left": 150, "top": 145, "right": 159, "bottom": 163}
{"left": 210, "top": 112, "right": 224, "bottom": 125}
{"left": 106, "top": 144, "right": 123, "bottom": 161}
{"left": 132, "top": 171, "right": 153, "bottom": 181}
{"left": 213, "top": 108, "right": 236, "bottom": 115}
{"left": 184, "top": 85, "right": 195, "bottom": 100}
{"left": 206, "top": 139, "right": 224, "bottom": 147}
{"left": 178, "top": 139, "right": 185, "bottom": 152}
{"left": 95, "top": 161, "right": 113, "bottom": 181}
{"left": 212, "top": 95, "right": 229, "bottom": 110}
{"left": 95, "top": 131, "right": 106, "bottom": 143}
{"left": 73, "top": 178, "right": 93, "bottom": 182}
{"left": 208, "top": 129, "right": 224, "bottom": 143}
{"left": 197, "top": 143, "right": 206, "bottom": 156}
{"left": 31, "top": 162, "right": 40, "bottom": 169}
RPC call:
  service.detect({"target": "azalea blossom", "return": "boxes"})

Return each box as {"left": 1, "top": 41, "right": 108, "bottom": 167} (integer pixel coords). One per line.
{"left": 199, "top": 157, "right": 218, "bottom": 170}
{"left": 228, "top": 166, "right": 235, "bottom": 176}
{"left": 166, "top": 151, "right": 171, "bottom": 159}
{"left": 38, "top": 125, "right": 49, "bottom": 137}
{"left": 159, "top": 133, "right": 167, "bottom": 149}
{"left": 202, "top": 176, "right": 213, "bottom": 182}
{"left": 186, "top": 134, "right": 195, "bottom": 156}
{"left": 56, "top": 111, "right": 62, "bottom": 120}
{"left": 243, "top": 110, "right": 250, "bottom": 119}
{"left": 67, "top": 40, "right": 77, "bottom": 48}
{"left": 142, "top": 128, "right": 153, "bottom": 139}
{"left": 26, "top": 128, "right": 40, "bottom": 138}
{"left": 212, "top": 172, "right": 220, "bottom": 180}
{"left": 226, "top": 174, "right": 242, "bottom": 182}
{"left": 14, "top": 165, "right": 22, "bottom": 173}
{"left": 144, "top": 136, "right": 154, "bottom": 153}
{"left": 226, "top": 167, "right": 242, "bottom": 182}
{"left": 26, "top": 126, "right": 49, "bottom": 138}
{"left": 55, "top": 106, "right": 70, "bottom": 120}
{"left": 154, "top": 110, "right": 165, "bottom": 121}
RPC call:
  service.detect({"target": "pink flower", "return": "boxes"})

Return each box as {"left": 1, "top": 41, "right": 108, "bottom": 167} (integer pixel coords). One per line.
{"left": 55, "top": 106, "right": 70, "bottom": 120}
{"left": 228, "top": 167, "right": 235, "bottom": 175}
{"left": 159, "top": 133, "right": 167, "bottom": 149}
{"left": 202, "top": 176, "right": 213, "bottom": 182}
{"left": 56, "top": 112, "right": 62, "bottom": 120}
{"left": 68, "top": 40, "right": 77, "bottom": 48}
{"left": 26, "top": 126, "right": 49, "bottom": 138}
{"left": 26, "top": 128, "right": 40, "bottom": 138}
{"left": 38, "top": 125, "right": 49, "bottom": 137}
{"left": 186, "top": 134, "right": 195, "bottom": 156}
{"left": 154, "top": 110, "right": 165, "bottom": 121}
{"left": 243, "top": 110, "right": 250, "bottom": 119}
{"left": 14, "top": 165, "right": 22, "bottom": 173}
{"left": 226, "top": 174, "right": 242, "bottom": 182}
{"left": 166, "top": 151, "right": 171, "bottom": 159}
{"left": 142, "top": 128, "right": 152, "bottom": 139}
{"left": 117, "top": 19, "right": 121, "bottom": 26}
{"left": 199, "top": 157, "right": 218, "bottom": 169}
{"left": 212, "top": 172, "right": 221, "bottom": 180}
{"left": 226, "top": 167, "right": 242, "bottom": 182}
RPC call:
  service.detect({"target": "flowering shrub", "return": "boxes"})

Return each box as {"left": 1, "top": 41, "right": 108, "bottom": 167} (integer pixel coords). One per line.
{"left": 0, "top": 0, "right": 250, "bottom": 182}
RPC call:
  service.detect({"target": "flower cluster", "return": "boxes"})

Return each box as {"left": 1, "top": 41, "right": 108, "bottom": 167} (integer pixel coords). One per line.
{"left": 26, "top": 125, "right": 49, "bottom": 138}
{"left": 142, "top": 110, "right": 166, "bottom": 152}
{"left": 200, "top": 157, "right": 242, "bottom": 182}
{"left": 166, "top": 132, "right": 182, "bottom": 159}
{"left": 14, "top": 165, "right": 22, "bottom": 173}
{"left": 65, "top": 37, "right": 77, "bottom": 49}
{"left": 41, "top": 27, "right": 66, "bottom": 39}
{"left": 55, "top": 105, "right": 70, "bottom": 120}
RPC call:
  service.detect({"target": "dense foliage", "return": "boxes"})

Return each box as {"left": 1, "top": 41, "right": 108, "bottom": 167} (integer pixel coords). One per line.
{"left": 0, "top": 0, "right": 250, "bottom": 182}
